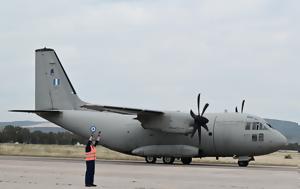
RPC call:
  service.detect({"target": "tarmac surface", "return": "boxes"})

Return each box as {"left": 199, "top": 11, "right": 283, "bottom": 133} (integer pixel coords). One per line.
{"left": 0, "top": 156, "right": 299, "bottom": 189}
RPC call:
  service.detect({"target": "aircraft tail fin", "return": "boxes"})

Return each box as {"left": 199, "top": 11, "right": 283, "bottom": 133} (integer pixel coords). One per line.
{"left": 35, "top": 48, "right": 84, "bottom": 110}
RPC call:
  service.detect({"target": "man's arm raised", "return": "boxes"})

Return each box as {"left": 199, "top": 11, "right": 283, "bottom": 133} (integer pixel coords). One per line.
{"left": 94, "top": 131, "right": 101, "bottom": 147}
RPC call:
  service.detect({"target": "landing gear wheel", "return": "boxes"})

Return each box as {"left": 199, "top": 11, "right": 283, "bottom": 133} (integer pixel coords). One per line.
{"left": 145, "top": 156, "right": 156, "bottom": 163}
{"left": 181, "top": 157, "right": 192, "bottom": 165}
{"left": 238, "top": 161, "right": 249, "bottom": 167}
{"left": 163, "top": 157, "right": 175, "bottom": 164}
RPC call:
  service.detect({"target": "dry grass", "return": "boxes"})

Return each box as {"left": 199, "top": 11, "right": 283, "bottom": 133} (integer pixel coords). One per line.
{"left": 0, "top": 143, "right": 298, "bottom": 166}
{"left": 0, "top": 143, "right": 142, "bottom": 160}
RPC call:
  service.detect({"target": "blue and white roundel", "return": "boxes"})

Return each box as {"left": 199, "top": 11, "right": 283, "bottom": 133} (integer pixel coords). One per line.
{"left": 90, "top": 126, "right": 96, "bottom": 132}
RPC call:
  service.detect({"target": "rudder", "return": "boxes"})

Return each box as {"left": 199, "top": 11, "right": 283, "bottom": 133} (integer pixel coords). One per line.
{"left": 35, "top": 48, "right": 84, "bottom": 110}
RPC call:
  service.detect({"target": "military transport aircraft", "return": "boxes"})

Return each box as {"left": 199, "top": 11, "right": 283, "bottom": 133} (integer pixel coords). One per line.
{"left": 12, "top": 48, "right": 287, "bottom": 167}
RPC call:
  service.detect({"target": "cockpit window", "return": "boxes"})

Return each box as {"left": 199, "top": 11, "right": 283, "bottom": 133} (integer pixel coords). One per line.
{"left": 252, "top": 122, "right": 262, "bottom": 130}
{"left": 246, "top": 122, "right": 268, "bottom": 130}
{"left": 245, "top": 122, "right": 251, "bottom": 130}
{"left": 252, "top": 123, "right": 256, "bottom": 130}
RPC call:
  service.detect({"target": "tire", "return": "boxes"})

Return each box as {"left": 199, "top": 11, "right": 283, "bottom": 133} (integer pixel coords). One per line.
{"left": 162, "top": 157, "right": 175, "bottom": 164}
{"left": 145, "top": 156, "right": 157, "bottom": 164}
{"left": 181, "top": 157, "right": 192, "bottom": 165}
{"left": 238, "top": 161, "right": 249, "bottom": 167}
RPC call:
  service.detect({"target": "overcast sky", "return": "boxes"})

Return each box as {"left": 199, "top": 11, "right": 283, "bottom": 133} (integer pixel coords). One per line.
{"left": 0, "top": 0, "right": 299, "bottom": 123}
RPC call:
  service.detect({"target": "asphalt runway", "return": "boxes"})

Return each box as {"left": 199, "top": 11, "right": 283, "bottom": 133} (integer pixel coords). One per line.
{"left": 0, "top": 156, "right": 298, "bottom": 189}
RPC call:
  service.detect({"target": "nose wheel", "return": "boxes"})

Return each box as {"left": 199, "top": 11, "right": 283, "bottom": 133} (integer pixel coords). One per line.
{"left": 238, "top": 161, "right": 249, "bottom": 167}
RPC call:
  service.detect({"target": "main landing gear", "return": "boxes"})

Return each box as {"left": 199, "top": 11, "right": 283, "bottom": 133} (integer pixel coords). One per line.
{"left": 144, "top": 156, "right": 192, "bottom": 165}
{"left": 162, "top": 157, "right": 175, "bottom": 164}
{"left": 181, "top": 157, "right": 192, "bottom": 165}
{"left": 145, "top": 156, "right": 157, "bottom": 163}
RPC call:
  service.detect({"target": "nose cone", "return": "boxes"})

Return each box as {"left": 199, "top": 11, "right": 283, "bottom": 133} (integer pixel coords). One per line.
{"left": 274, "top": 131, "right": 288, "bottom": 150}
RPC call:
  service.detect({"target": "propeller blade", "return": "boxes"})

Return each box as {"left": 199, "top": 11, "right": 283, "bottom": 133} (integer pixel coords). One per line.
{"left": 241, "top": 100, "right": 245, "bottom": 113}
{"left": 190, "top": 110, "right": 197, "bottom": 119}
{"left": 197, "top": 94, "right": 200, "bottom": 115}
{"left": 191, "top": 127, "right": 197, "bottom": 138}
{"left": 201, "top": 103, "right": 209, "bottom": 116}
{"left": 202, "top": 124, "right": 209, "bottom": 132}
{"left": 197, "top": 127, "right": 202, "bottom": 146}
{"left": 235, "top": 107, "right": 238, "bottom": 113}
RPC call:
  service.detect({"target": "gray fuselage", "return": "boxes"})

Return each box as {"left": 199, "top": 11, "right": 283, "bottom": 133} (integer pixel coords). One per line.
{"left": 39, "top": 110, "right": 286, "bottom": 158}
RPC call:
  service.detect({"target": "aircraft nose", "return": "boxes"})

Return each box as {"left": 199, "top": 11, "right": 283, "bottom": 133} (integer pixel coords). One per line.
{"left": 274, "top": 131, "right": 288, "bottom": 149}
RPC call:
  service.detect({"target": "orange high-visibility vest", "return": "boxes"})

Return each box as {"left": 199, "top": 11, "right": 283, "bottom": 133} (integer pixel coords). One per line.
{"left": 85, "top": 145, "right": 96, "bottom": 161}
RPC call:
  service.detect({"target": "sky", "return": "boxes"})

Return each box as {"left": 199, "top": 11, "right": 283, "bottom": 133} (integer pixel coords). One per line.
{"left": 0, "top": 0, "right": 299, "bottom": 123}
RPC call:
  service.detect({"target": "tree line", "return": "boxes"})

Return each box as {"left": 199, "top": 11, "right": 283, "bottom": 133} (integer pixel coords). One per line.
{"left": 0, "top": 125, "right": 86, "bottom": 145}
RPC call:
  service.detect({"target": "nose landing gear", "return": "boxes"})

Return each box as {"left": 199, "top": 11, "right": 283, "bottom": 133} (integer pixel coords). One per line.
{"left": 236, "top": 156, "right": 254, "bottom": 167}
{"left": 238, "top": 161, "right": 249, "bottom": 167}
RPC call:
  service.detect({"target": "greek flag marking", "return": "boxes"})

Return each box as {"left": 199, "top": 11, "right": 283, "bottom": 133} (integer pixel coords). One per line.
{"left": 53, "top": 78, "right": 60, "bottom": 86}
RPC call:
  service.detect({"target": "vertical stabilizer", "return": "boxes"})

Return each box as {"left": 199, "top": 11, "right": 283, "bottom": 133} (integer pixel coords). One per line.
{"left": 35, "top": 48, "right": 84, "bottom": 110}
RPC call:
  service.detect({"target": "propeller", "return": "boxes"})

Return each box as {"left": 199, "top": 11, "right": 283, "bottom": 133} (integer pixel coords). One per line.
{"left": 235, "top": 99, "right": 245, "bottom": 113}
{"left": 190, "top": 94, "right": 209, "bottom": 154}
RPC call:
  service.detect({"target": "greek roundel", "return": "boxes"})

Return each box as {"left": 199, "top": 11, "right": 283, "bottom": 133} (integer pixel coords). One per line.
{"left": 90, "top": 126, "right": 96, "bottom": 133}
{"left": 53, "top": 78, "right": 60, "bottom": 86}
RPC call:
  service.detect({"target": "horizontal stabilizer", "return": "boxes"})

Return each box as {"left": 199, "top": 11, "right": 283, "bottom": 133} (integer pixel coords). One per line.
{"left": 10, "top": 110, "right": 61, "bottom": 114}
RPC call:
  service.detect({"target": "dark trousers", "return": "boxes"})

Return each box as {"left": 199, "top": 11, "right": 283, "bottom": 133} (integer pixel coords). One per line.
{"left": 85, "top": 160, "right": 95, "bottom": 185}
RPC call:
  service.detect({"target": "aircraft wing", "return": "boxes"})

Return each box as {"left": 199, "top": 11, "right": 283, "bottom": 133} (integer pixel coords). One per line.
{"left": 82, "top": 104, "right": 192, "bottom": 134}
{"left": 81, "top": 104, "right": 164, "bottom": 115}
{"left": 81, "top": 104, "right": 168, "bottom": 130}
{"left": 81, "top": 104, "right": 164, "bottom": 127}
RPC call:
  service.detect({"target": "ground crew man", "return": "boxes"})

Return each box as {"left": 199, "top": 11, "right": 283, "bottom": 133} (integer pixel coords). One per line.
{"left": 85, "top": 131, "right": 101, "bottom": 187}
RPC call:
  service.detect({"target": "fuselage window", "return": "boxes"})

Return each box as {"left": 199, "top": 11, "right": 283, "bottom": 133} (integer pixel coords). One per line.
{"left": 252, "top": 134, "right": 257, "bottom": 142}
{"left": 252, "top": 123, "right": 257, "bottom": 130}
{"left": 258, "top": 123, "right": 263, "bottom": 130}
{"left": 258, "top": 133, "right": 264, "bottom": 141}
{"left": 245, "top": 122, "right": 251, "bottom": 130}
